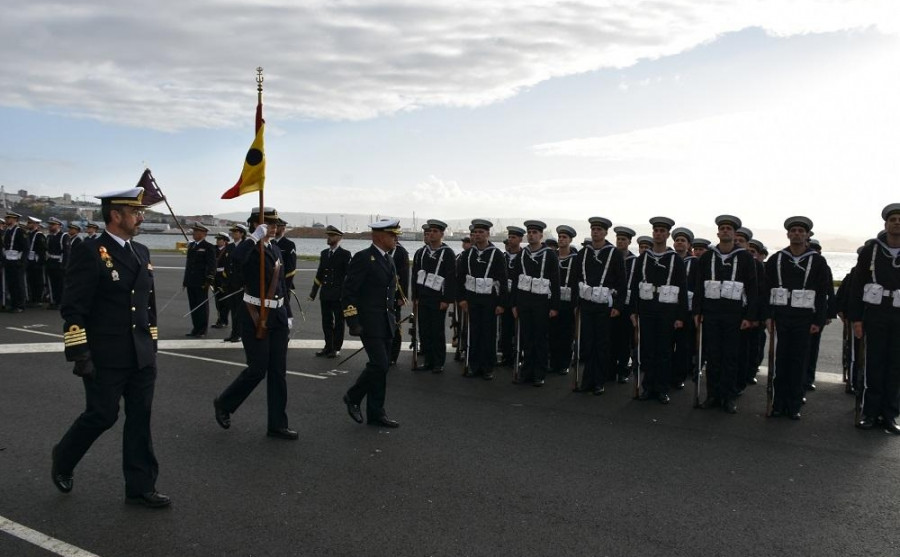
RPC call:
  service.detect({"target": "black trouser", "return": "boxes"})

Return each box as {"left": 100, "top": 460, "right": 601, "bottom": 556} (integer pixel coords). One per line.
{"left": 610, "top": 309, "right": 634, "bottom": 379}
{"left": 417, "top": 297, "right": 447, "bottom": 368}
{"left": 186, "top": 286, "right": 209, "bottom": 334}
{"left": 756, "top": 328, "right": 767, "bottom": 370}
{"left": 347, "top": 334, "right": 392, "bottom": 420}
{"left": 213, "top": 287, "right": 230, "bottom": 325}
{"left": 639, "top": 312, "right": 677, "bottom": 396}
{"left": 26, "top": 262, "right": 44, "bottom": 304}
{"left": 320, "top": 298, "right": 345, "bottom": 353}
{"left": 217, "top": 307, "right": 289, "bottom": 430}
{"left": 390, "top": 305, "right": 403, "bottom": 364}
{"left": 518, "top": 300, "right": 550, "bottom": 382}
{"left": 579, "top": 309, "right": 611, "bottom": 390}
{"left": 549, "top": 302, "right": 575, "bottom": 373}
{"left": 46, "top": 263, "right": 64, "bottom": 305}
{"left": 4, "top": 263, "right": 26, "bottom": 310}
{"left": 228, "top": 291, "right": 243, "bottom": 340}
{"left": 499, "top": 308, "right": 515, "bottom": 364}
{"left": 54, "top": 364, "right": 159, "bottom": 496}
{"left": 702, "top": 312, "right": 743, "bottom": 402}
{"left": 467, "top": 301, "right": 498, "bottom": 374}
{"left": 805, "top": 330, "right": 823, "bottom": 388}
{"left": 860, "top": 307, "right": 900, "bottom": 420}
{"left": 672, "top": 319, "right": 695, "bottom": 386}
{"left": 737, "top": 327, "right": 760, "bottom": 390}
{"left": 771, "top": 314, "right": 813, "bottom": 414}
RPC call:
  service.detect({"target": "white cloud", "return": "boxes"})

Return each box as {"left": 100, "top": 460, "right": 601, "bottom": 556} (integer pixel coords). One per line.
{"left": 1, "top": 0, "right": 897, "bottom": 130}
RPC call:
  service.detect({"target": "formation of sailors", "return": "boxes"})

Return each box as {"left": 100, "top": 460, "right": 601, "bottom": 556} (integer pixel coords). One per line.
{"left": 1, "top": 211, "right": 95, "bottom": 312}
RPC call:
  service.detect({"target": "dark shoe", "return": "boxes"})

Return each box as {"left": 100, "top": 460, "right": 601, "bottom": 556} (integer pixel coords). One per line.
{"left": 805, "top": 383, "right": 816, "bottom": 391}
{"left": 267, "top": 427, "right": 299, "bottom": 440}
{"left": 749, "top": 377, "right": 758, "bottom": 385}
{"left": 343, "top": 394, "right": 363, "bottom": 424}
{"left": 856, "top": 416, "right": 876, "bottom": 430}
{"left": 498, "top": 360, "right": 513, "bottom": 368}
{"left": 213, "top": 398, "right": 230, "bottom": 429}
{"left": 557, "top": 368, "right": 570, "bottom": 376}
{"left": 674, "top": 382, "right": 685, "bottom": 390}
{"left": 701, "top": 397, "right": 721, "bottom": 409}
{"left": 770, "top": 409, "right": 783, "bottom": 418}
{"left": 51, "top": 445, "right": 73, "bottom": 494}
{"left": 638, "top": 391, "right": 652, "bottom": 401}
{"left": 884, "top": 418, "right": 900, "bottom": 435}
{"left": 723, "top": 400, "right": 737, "bottom": 414}
{"left": 125, "top": 491, "right": 171, "bottom": 508}
{"left": 617, "top": 374, "right": 630, "bottom": 384}
{"left": 211, "top": 323, "right": 225, "bottom": 329}
{"left": 790, "top": 412, "right": 801, "bottom": 420}
{"left": 223, "top": 336, "right": 241, "bottom": 343}
{"left": 432, "top": 367, "right": 444, "bottom": 374}
{"left": 185, "top": 332, "right": 205, "bottom": 338}
{"left": 328, "top": 351, "right": 340, "bottom": 358}
{"left": 412, "top": 365, "right": 434, "bottom": 372}
{"left": 464, "top": 370, "right": 478, "bottom": 378}
{"left": 533, "top": 379, "right": 545, "bottom": 387}
{"left": 368, "top": 415, "right": 400, "bottom": 428}
{"left": 593, "top": 386, "right": 605, "bottom": 396}
{"left": 315, "top": 349, "right": 331, "bottom": 357}
{"left": 658, "top": 393, "right": 671, "bottom": 405}
{"left": 482, "top": 371, "right": 493, "bottom": 380}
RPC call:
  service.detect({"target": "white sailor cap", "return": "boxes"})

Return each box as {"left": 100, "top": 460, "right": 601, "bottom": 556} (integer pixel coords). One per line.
{"left": 715, "top": 215, "right": 742, "bottom": 229}
{"left": 215, "top": 232, "right": 230, "bottom": 241}
{"left": 784, "top": 216, "right": 813, "bottom": 231}
{"left": 882, "top": 203, "right": 900, "bottom": 221}
{"left": 47, "top": 217, "right": 63, "bottom": 225}
{"left": 5, "top": 211, "right": 22, "bottom": 219}
{"left": 735, "top": 227, "right": 753, "bottom": 240}
{"left": 248, "top": 207, "right": 279, "bottom": 224}
{"left": 95, "top": 187, "right": 148, "bottom": 207}
{"left": 556, "top": 225, "right": 576, "bottom": 238}
{"left": 27, "top": 216, "right": 42, "bottom": 224}
{"left": 190, "top": 222, "right": 210, "bottom": 232}
{"left": 470, "top": 219, "right": 493, "bottom": 230}
{"left": 588, "top": 216, "right": 612, "bottom": 230}
{"left": 229, "top": 223, "right": 249, "bottom": 234}
{"left": 369, "top": 218, "right": 402, "bottom": 234}
{"left": 671, "top": 227, "right": 694, "bottom": 242}
{"left": 613, "top": 226, "right": 636, "bottom": 239}
{"left": 425, "top": 219, "right": 448, "bottom": 231}
{"left": 523, "top": 220, "right": 547, "bottom": 232}
{"left": 67, "top": 222, "right": 83, "bottom": 232}
{"left": 506, "top": 225, "right": 525, "bottom": 237}
{"left": 649, "top": 216, "right": 675, "bottom": 230}
{"left": 325, "top": 225, "right": 344, "bottom": 236}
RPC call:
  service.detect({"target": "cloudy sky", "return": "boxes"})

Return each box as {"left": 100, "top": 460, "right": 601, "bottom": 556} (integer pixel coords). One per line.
{"left": 1, "top": 0, "right": 898, "bottom": 246}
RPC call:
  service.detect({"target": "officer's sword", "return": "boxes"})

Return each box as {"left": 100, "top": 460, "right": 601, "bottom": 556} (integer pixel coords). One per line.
{"left": 288, "top": 290, "right": 307, "bottom": 322}
{"left": 337, "top": 312, "right": 414, "bottom": 367}
{"left": 181, "top": 288, "right": 242, "bottom": 318}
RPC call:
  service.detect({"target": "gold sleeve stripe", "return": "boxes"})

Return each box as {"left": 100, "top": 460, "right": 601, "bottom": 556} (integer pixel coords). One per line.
{"left": 314, "top": 278, "right": 322, "bottom": 286}
{"left": 150, "top": 326, "right": 159, "bottom": 340}
{"left": 285, "top": 270, "right": 298, "bottom": 278}
{"left": 343, "top": 305, "right": 358, "bottom": 317}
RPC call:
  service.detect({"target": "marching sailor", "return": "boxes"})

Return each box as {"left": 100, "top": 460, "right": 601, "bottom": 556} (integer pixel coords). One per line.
{"left": 274, "top": 218, "right": 298, "bottom": 291}
{"left": 410, "top": 219, "right": 457, "bottom": 373}
{"left": 223, "top": 224, "right": 247, "bottom": 343}
{"left": 848, "top": 204, "right": 900, "bottom": 433}
{"left": 630, "top": 217, "right": 688, "bottom": 403}
{"left": 764, "top": 216, "right": 831, "bottom": 419}
{"left": 2, "top": 211, "right": 28, "bottom": 312}
{"left": 510, "top": 220, "right": 560, "bottom": 386}
{"left": 45, "top": 217, "right": 66, "bottom": 309}
{"left": 572, "top": 217, "right": 626, "bottom": 394}
{"left": 549, "top": 225, "right": 579, "bottom": 375}
{"left": 25, "top": 216, "right": 47, "bottom": 307}
{"left": 457, "top": 219, "right": 508, "bottom": 380}
{"left": 693, "top": 215, "right": 759, "bottom": 414}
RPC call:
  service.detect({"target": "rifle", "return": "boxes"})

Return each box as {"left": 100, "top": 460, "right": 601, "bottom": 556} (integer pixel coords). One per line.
{"left": 572, "top": 308, "right": 581, "bottom": 391}
{"left": 841, "top": 319, "right": 851, "bottom": 384}
{"left": 513, "top": 316, "right": 521, "bottom": 383}
{"left": 693, "top": 320, "right": 703, "bottom": 408}
{"left": 411, "top": 300, "right": 419, "bottom": 368}
{"left": 338, "top": 312, "right": 414, "bottom": 367}
{"left": 462, "top": 309, "right": 471, "bottom": 376}
{"left": 632, "top": 315, "right": 641, "bottom": 399}
{"left": 854, "top": 332, "right": 866, "bottom": 424}
{"left": 766, "top": 319, "right": 776, "bottom": 416}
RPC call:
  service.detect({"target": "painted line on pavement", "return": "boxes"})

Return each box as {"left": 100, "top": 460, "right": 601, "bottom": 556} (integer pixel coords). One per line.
{"left": 0, "top": 515, "right": 101, "bottom": 557}
{"left": 157, "top": 350, "right": 326, "bottom": 380}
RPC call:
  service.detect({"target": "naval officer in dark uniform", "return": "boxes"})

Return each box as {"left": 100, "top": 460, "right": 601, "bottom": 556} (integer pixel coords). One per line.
{"left": 45, "top": 217, "right": 66, "bottom": 308}
{"left": 183, "top": 223, "right": 216, "bottom": 337}
{"left": 51, "top": 186, "right": 170, "bottom": 507}
{"left": 214, "top": 207, "right": 297, "bottom": 440}
{"left": 341, "top": 219, "right": 404, "bottom": 428}
{"left": 274, "top": 218, "right": 298, "bottom": 290}
{"left": 309, "top": 225, "right": 351, "bottom": 357}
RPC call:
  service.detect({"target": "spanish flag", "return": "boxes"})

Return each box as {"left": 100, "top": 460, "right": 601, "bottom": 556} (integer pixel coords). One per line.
{"left": 221, "top": 102, "right": 265, "bottom": 199}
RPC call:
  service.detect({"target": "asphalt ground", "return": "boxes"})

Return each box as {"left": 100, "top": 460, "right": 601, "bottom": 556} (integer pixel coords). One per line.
{"left": 1, "top": 255, "right": 899, "bottom": 556}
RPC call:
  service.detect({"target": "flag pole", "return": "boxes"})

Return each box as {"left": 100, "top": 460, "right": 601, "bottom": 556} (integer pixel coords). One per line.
{"left": 152, "top": 171, "right": 191, "bottom": 243}
{"left": 255, "top": 67, "right": 269, "bottom": 339}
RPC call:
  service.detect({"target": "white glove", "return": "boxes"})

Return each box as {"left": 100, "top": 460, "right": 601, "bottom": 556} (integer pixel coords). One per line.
{"left": 250, "top": 224, "right": 268, "bottom": 243}
{"left": 287, "top": 317, "right": 294, "bottom": 329}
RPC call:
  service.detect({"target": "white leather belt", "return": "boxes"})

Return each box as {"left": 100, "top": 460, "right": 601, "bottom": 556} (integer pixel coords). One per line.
{"left": 48, "top": 254, "right": 63, "bottom": 260}
{"left": 216, "top": 267, "right": 225, "bottom": 272}
{"left": 243, "top": 293, "right": 284, "bottom": 308}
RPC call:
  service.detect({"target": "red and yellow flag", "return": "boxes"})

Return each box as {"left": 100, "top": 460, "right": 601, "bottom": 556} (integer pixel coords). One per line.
{"left": 221, "top": 101, "right": 265, "bottom": 199}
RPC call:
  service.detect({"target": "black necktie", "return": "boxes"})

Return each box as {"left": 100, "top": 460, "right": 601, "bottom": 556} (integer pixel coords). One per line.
{"left": 125, "top": 241, "right": 141, "bottom": 264}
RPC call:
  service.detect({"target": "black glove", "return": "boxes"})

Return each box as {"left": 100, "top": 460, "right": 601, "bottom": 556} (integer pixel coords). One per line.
{"left": 347, "top": 316, "right": 363, "bottom": 337}
{"left": 72, "top": 356, "right": 95, "bottom": 379}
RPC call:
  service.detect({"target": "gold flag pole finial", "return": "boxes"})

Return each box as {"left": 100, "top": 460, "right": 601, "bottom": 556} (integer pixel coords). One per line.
{"left": 256, "top": 67, "right": 264, "bottom": 98}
